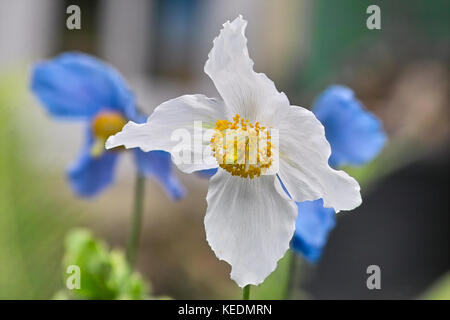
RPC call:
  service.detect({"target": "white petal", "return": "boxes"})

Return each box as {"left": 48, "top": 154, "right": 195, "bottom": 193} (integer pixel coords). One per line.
{"left": 277, "top": 105, "right": 362, "bottom": 211}
{"left": 106, "top": 94, "right": 223, "bottom": 173}
{"left": 204, "top": 15, "right": 290, "bottom": 125}
{"left": 205, "top": 169, "right": 297, "bottom": 287}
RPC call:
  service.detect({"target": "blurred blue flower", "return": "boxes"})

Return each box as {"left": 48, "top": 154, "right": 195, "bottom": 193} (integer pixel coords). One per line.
{"left": 313, "top": 85, "right": 387, "bottom": 168}
{"left": 31, "top": 52, "right": 185, "bottom": 199}
{"left": 292, "top": 85, "right": 386, "bottom": 262}
{"left": 292, "top": 199, "right": 335, "bottom": 262}
{"left": 196, "top": 85, "right": 386, "bottom": 262}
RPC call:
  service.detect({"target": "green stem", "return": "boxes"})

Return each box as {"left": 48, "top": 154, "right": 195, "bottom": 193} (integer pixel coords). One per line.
{"left": 242, "top": 285, "right": 251, "bottom": 300}
{"left": 284, "top": 250, "right": 297, "bottom": 300}
{"left": 126, "top": 173, "right": 145, "bottom": 268}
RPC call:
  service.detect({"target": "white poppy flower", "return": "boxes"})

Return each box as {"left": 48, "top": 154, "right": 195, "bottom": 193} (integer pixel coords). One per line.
{"left": 106, "top": 15, "right": 361, "bottom": 287}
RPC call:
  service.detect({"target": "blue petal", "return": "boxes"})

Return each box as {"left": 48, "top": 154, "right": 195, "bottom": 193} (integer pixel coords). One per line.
{"left": 195, "top": 168, "right": 218, "bottom": 178}
{"left": 313, "top": 85, "right": 387, "bottom": 167}
{"left": 134, "top": 149, "right": 186, "bottom": 200}
{"left": 30, "top": 52, "right": 138, "bottom": 121}
{"left": 67, "top": 138, "right": 119, "bottom": 197}
{"left": 291, "top": 199, "right": 336, "bottom": 263}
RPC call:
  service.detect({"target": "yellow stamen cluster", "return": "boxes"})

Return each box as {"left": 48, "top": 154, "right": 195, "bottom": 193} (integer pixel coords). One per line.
{"left": 210, "top": 114, "right": 273, "bottom": 179}
{"left": 91, "top": 111, "right": 127, "bottom": 156}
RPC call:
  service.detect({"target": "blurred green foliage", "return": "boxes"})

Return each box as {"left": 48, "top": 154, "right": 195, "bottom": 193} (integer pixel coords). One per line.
{"left": 301, "top": 0, "right": 378, "bottom": 90}
{"left": 422, "top": 273, "right": 450, "bottom": 300}
{"left": 298, "top": 0, "right": 450, "bottom": 92}
{"left": 0, "top": 71, "right": 81, "bottom": 299}
{"left": 55, "top": 228, "right": 150, "bottom": 300}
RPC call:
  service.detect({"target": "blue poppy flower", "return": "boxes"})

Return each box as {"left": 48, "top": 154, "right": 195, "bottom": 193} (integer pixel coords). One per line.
{"left": 292, "top": 199, "right": 335, "bottom": 262}
{"left": 291, "top": 85, "right": 386, "bottom": 262}
{"left": 31, "top": 52, "right": 185, "bottom": 199}
{"left": 313, "top": 85, "right": 387, "bottom": 168}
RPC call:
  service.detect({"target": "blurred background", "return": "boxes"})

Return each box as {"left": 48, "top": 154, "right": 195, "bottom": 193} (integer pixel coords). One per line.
{"left": 0, "top": 0, "right": 448, "bottom": 299}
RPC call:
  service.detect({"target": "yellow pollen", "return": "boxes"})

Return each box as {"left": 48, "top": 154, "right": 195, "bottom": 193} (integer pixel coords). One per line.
{"left": 92, "top": 111, "right": 127, "bottom": 139}
{"left": 91, "top": 111, "right": 127, "bottom": 156}
{"left": 210, "top": 114, "right": 273, "bottom": 179}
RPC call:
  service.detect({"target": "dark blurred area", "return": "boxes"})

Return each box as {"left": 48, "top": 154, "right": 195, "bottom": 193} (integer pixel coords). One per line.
{"left": 304, "top": 145, "right": 449, "bottom": 299}
{"left": 0, "top": 0, "right": 448, "bottom": 299}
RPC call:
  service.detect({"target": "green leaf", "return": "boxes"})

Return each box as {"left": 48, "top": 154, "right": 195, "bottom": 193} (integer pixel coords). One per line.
{"left": 57, "top": 228, "right": 150, "bottom": 300}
